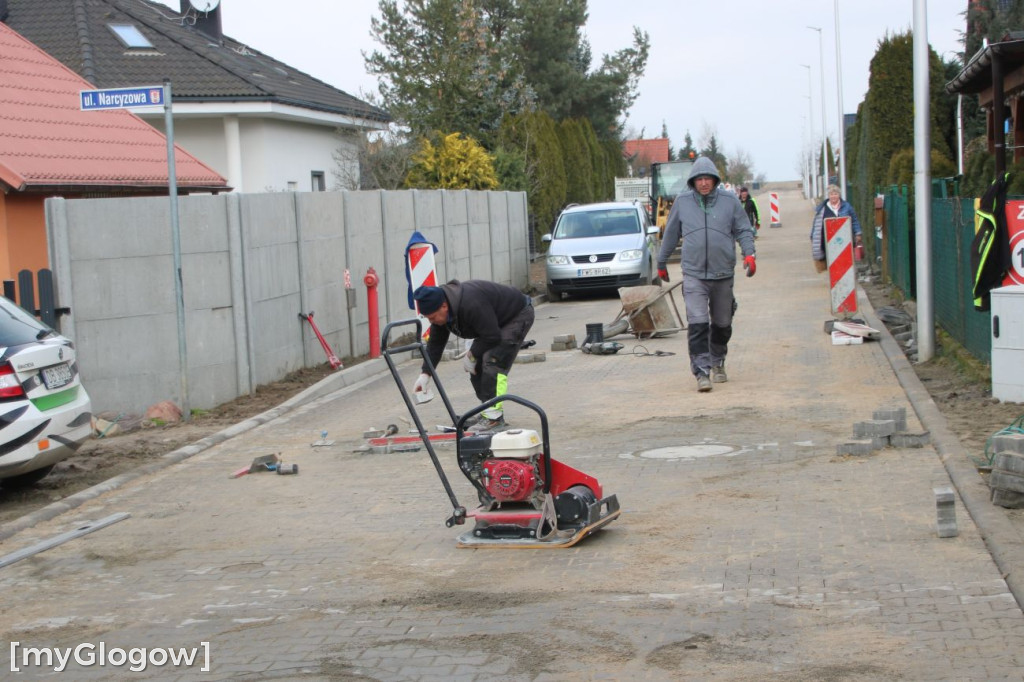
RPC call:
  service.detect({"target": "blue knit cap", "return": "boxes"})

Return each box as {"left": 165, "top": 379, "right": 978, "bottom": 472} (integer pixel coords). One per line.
{"left": 414, "top": 286, "right": 445, "bottom": 315}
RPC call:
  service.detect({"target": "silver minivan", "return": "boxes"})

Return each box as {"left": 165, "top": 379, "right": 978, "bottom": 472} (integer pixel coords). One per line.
{"left": 542, "top": 201, "right": 661, "bottom": 299}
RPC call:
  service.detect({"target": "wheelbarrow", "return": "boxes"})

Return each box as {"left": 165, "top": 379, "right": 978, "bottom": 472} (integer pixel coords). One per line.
{"left": 604, "top": 282, "right": 686, "bottom": 339}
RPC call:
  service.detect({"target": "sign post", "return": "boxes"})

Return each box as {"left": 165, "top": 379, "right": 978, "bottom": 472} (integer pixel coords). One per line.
{"left": 79, "top": 82, "right": 189, "bottom": 418}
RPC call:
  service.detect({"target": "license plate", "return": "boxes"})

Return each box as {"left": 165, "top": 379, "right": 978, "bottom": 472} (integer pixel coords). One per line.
{"left": 41, "top": 363, "right": 73, "bottom": 390}
{"left": 577, "top": 267, "right": 611, "bottom": 277}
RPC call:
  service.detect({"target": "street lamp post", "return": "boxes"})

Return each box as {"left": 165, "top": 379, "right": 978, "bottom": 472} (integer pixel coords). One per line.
{"left": 808, "top": 25, "right": 827, "bottom": 196}
{"left": 833, "top": 0, "right": 847, "bottom": 198}
{"left": 801, "top": 64, "right": 815, "bottom": 198}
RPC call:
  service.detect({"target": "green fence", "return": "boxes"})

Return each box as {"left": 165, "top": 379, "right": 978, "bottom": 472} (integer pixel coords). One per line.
{"left": 882, "top": 187, "right": 992, "bottom": 363}
{"left": 883, "top": 186, "right": 913, "bottom": 297}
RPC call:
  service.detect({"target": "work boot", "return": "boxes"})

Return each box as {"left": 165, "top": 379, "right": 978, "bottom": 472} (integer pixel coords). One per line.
{"left": 711, "top": 364, "right": 728, "bottom": 383}
{"left": 468, "top": 415, "right": 507, "bottom": 433}
{"left": 696, "top": 373, "right": 712, "bottom": 393}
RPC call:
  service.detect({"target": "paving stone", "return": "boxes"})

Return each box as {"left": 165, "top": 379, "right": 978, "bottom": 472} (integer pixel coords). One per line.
{"left": 837, "top": 439, "right": 878, "bottom": 456}
{"left": 992, "top": 451, "right": 1024, "bottom": 475}
{"left": 935, "top": 486, "right": 959, "bottom": 538}
{"left": 873, "top": 406, "right": 908, "bottom": 431}
{"left": 853, "top": 419, "right": 898, "bottom": 438}
{"left": 988, "top": 469, "right": 1024, "bottom": 494}
{"left": 890, "top": 431, "right": 931, "bottom": 448}
{"left": 990, "top": 487, "right": 1024, "bottom": 509}
{"left": 991, "top": 433, "right": 1024, "bottom": 456}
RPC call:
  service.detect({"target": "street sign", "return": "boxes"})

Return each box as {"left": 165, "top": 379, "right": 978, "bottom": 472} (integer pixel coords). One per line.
{"left": 79, "top": 86, "right": 164, "bottom": 111}
{"left": 1005, "top": 200, "right": 1024, "bottom": 286}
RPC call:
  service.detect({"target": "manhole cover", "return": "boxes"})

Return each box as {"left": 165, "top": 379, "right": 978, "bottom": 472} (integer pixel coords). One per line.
{"left": 637, "top": 444, "right": 737, "bottom": 460}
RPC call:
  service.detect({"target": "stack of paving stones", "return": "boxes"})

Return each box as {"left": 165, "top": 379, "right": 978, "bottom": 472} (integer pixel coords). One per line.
{"left": 836, "top": 406, "right": 931, "bottom": 456}
{"left": 551, "top": 333, "right": 577, "bottom": 351}
{"left": 986, "top": 432, "right": 1024, "bottom": 508}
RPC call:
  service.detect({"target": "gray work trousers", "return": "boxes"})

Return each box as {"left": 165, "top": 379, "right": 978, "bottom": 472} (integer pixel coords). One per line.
{"left": 682, "top": 276, "right": 735, "bottom": 377}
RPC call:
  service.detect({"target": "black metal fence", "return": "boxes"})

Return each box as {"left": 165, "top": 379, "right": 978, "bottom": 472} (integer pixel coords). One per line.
{"left": 2, "top": 269, "right": 66, "bottom": 331}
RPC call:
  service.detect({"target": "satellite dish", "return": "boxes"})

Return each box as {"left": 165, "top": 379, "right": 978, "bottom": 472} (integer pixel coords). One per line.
{"left": 189, "top": 0, "right": 220, "bottom": 11}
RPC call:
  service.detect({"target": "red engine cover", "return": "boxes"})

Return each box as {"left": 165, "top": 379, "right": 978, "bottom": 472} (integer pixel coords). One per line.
{"left": 482, "top": 458, "right": 537, "bottom": 502}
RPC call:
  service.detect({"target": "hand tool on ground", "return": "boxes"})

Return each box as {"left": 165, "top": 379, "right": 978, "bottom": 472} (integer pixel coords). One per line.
{"left": 381, "top": 318, "right": 620, "bottom": 549}
{"left": 298, "top": 311, "right": 343, "bottom": 370}
{"left": 231, "top": 453, "right": 281, "bottom": 478}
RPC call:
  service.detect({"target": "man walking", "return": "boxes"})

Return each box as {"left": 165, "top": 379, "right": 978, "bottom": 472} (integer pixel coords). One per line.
{"left": 738, "top": 186, "right": 760, "bottom": 237}
{"left": 657, "top": 157, "right": 757, "bottom": 393}
{"left": 412, "top": 280, "right": 534, "bottom": 431}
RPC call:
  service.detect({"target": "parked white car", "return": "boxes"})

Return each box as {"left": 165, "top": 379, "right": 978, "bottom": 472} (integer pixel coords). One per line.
{"left": 0, "top": 297, "right": 92, "bottom": 488}
{"left": 542, "top": 201, "right": 661, "bottom": 299}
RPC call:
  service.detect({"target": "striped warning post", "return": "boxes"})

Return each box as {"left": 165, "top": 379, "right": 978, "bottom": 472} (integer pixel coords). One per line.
{"left": 768, "top": 192, "right": 781, "bottom": 227}
{"left": 825, "top": 216, "right": 857, "bottom": 317}
{"left": 407, "top": 242, "right": 438, "bottom": 339}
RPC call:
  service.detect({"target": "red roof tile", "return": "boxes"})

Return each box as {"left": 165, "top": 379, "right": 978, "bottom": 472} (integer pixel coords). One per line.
{"left": 622, "top": 138, "right": 671, "bottom": 164}
{"left": 0, "top": 22, "right": 227, "bottom": 193}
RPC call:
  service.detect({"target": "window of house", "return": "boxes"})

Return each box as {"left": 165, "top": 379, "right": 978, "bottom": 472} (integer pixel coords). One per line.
{"left": 287, "top": 181, "right": 298, "bottom": 192}
{"left": 108, "top": 23, "right": 155, "bottom": 49}
{"left": 311, "top": 171, "right": 326, "bottom": 192}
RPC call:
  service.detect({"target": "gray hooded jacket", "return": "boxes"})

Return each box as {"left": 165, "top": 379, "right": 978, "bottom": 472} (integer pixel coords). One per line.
{"left": 656, "top": 156, "right": 756, "bottom": 280}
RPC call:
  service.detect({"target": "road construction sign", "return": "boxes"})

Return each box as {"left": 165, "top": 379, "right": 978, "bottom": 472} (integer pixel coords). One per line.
{"left": 825, "top": 216, "right": 857, "bottom": 317}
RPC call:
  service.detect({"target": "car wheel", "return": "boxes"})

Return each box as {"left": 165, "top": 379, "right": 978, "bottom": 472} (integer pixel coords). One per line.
{"left": 546, "top": 285, "right": 563, "bottom": 301}
{"left": 1, "top": 464, "right": 55, "bottom": 489}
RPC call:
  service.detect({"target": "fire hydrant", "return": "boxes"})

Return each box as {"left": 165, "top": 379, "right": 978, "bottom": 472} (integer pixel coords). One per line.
{"left": 364, "top": 267, "right": 380, "bottom": 358}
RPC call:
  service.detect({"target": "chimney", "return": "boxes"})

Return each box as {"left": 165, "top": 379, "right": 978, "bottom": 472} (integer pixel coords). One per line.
{"left": 179, "top": 1, "right": 223, "bottom": 43}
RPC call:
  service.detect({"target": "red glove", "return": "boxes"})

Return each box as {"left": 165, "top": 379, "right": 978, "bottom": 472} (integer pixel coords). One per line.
{"left": 743, "top": 255, "right": 756, "bottom": 277}
{"left": 657, "top": 268, "right": 669, "bottom": 283}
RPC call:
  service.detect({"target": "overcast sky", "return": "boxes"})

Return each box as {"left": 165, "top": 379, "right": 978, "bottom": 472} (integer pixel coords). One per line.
{"left": 166, "top": 0, "right": 968, "bottom": 181}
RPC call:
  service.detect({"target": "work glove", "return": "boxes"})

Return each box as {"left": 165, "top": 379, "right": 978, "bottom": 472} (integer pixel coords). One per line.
{"left": 743, "top": 255, "right": 756, "bottom": 278}
{"left": 413, "top": 373, "right": 431, "bottom": 394}
{"left": 657, "top": 267, "right": 670, "bottom": 283}
{"left": 462, "top": 351, "right": 476, "bottom": 375}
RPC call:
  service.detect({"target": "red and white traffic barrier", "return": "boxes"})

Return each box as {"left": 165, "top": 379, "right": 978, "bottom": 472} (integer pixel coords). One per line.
{"left": 769, "top": 192, "right": 781, "bottom": 227}
{"left": 407, "top": 240, "right": 438, "bottom": 339}
{"left": 825, "top": 216, "right": 857, "bottom": 317}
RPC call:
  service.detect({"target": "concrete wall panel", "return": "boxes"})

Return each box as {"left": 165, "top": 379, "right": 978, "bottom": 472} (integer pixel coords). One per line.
{"left": 295, "top": 191, "right": 350, "bottom": 362}
{"left": 468, "top": 192, "right": 493, "bottom": 281}
{"left": 186, "top": 306, "right": 238, "bottom": 407}
{"left": 64, "top": 196, "right": 172, "bottom": 260}
{"left": 345, "top": 191, "right": 387, "bottom": 356}
{"left": 46, "top": 189, "right": 527, "bottom": 414}
{"left": 488, "top": 192, "right": 512, "bottom": 284}
{"left": 442, "top": 191, "right": 471, "bottom": 282}
{"left": 74, "top": 313, "right": 179, "bottom": 409}
{"left": 69, "top": 255, "right": 174, "bottom": 320}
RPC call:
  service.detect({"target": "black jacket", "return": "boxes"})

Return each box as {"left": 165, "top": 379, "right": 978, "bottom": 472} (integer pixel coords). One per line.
{"left": 971, "top": 173, "right": 1013, "bottom": 311}
{"left": 421, "top": 280, "right": 529, "bottom": 370}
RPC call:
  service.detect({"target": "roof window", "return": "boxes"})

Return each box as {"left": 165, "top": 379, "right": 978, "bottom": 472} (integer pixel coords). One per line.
{"left": 108, "top": 23, "right": 155, "bottom": 49}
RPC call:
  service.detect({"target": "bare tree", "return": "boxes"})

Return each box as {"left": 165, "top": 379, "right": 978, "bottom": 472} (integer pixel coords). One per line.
{"left": 726, "top": 147, "right": 754, "bottom": 185}
{"left": 332, "top": 127, "right": 416, "bottom": 191}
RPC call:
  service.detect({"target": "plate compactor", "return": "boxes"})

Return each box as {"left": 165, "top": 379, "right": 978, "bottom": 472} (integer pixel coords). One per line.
{"left": 382, "top": 319, "right": 620, "bottom": 548}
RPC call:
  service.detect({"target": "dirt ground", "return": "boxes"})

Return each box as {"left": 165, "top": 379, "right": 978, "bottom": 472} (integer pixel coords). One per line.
{"left": 0, "top": 260, "right": 1021, "bottom": 529}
